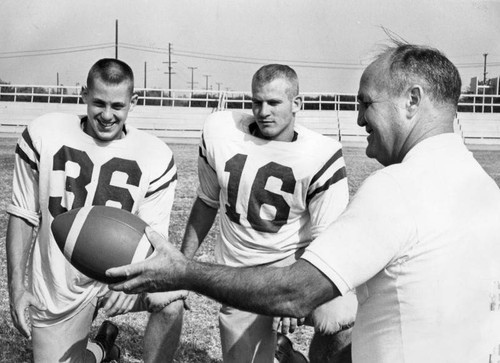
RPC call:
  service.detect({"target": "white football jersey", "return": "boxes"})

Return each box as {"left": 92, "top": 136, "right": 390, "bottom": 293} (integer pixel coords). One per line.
{"left": 198, "top": 111, "right": 349, "bottom": 267}
{"left": 7, "top": 112, "right": 177, "bottom": 326}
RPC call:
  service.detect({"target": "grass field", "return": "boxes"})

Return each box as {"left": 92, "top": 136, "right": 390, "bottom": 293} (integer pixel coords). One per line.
{"left": 1, "top": 137, "right": 499, "bottom": 362}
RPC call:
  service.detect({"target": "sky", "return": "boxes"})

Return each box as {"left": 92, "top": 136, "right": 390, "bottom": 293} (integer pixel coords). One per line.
{"left": 1, "top": 0, "right": 499, "bottom": 94}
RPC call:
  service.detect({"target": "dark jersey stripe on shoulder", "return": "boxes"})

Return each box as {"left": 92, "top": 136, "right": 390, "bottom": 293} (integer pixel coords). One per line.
{"left": 145, "top": 172, "right": 178, "bottom": 198}
{"left": 15, "top": 144, "right": 38, "bottom": 172}
{"left": 306, "top": 166, "right": 347, "bottom": 205}
{"left": 198, "top": 133, "right": 216, "bottom": 172}
{"left": 199, "top": 133, "right": 208, "bottom": 162}
{"left": 151, "top": 156, "right": 175, "bottom": 184}
{"left": 198, "top": 145, "right": 209, "bottom": 164}
{"left": 310, "top": 148, "right": 343, "bottom": 185}
{"left": 22, "top": 128, "right": 40, "bottom": 162}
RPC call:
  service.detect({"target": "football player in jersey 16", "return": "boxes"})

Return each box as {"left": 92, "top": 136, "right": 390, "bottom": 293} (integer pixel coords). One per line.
{"left": 6, "top": 58, "right": 187, "bottom": 363}
{"left": 159, "top": 64, "right": 357, "bottom": 363}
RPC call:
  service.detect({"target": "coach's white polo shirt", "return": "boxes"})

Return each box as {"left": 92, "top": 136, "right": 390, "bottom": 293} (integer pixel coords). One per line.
{"left": 303, "top": 133, "right": 500, "bottom": 363}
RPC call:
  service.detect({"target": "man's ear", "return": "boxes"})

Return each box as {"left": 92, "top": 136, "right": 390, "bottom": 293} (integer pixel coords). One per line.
{"left": 292, "top": 95, "right": 303, "bottom": 114}
{"left": 81, "top": 86, "right": 88, "bottom": 104}
{"left": 407, "top": 85, "right": 423, "bottom": 118}
{"left": 129, "top": 93, "right": 139, "bottom": 111}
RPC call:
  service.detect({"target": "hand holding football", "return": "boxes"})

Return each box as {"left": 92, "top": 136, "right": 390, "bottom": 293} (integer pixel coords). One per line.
{"left": 51, "top": 206, "right": 154, "bottom": 284}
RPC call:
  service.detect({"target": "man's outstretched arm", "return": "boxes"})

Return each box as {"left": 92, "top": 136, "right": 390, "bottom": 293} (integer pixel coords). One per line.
{"left": 108, "top": 227, "right": 340, "bottom": 318}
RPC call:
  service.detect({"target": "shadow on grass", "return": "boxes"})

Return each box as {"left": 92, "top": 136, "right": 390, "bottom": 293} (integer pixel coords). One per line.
{"left": 175, "top": 343, "right": 222, "bottom": 363}
{"left": 0, "top": 315, "right": 34, "bottom": 362}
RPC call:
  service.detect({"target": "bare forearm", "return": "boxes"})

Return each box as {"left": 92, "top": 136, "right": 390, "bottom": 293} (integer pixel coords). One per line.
{"left": 181, "top": 259, "right": 339, "bottom": 318}
{"left": 181, "top": 197, "right": 218, "bottom": 258}
{"left": 6, "top": 215, "right": 35, "bottom": 293}
{"left": 108, "top": 229, "right": 340, "bottom": 318}
{"left": 181, "top": 226, "right": 205, "bottom": 258}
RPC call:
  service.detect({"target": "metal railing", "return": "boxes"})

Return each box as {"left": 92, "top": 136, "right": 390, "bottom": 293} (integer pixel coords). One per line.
{"left": 0, "top": 84, "right": 499, "bottom": 113}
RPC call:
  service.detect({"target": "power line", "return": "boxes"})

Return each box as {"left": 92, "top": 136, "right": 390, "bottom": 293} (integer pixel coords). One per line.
{"left": 0, "top": 45, "right": 114, "bottom": 59}
{"left": 120, "top": 42, "right": 500, "bottom": 69}
{"left": 173, "top": 48, "right": 354, "bottom": 66}
{"left": 456, "top": 62, "right": 500, "bottom": 68}
{"left": 120, "top": 44, "right": 171, "bottom": 55}
{"left": 121, "top": 43, "right": 345, "bottom": 68}
{"left": 172, "top": 50, "right": 366, "bottom": 69}
{"left": 0, "top": 43, "right": 114, "bottom": 55}
{"left": 1, "top": 41, "right": 499, "bottom": 72}
{"left": 74, "top": 41, "right": 366, "bottom": 69}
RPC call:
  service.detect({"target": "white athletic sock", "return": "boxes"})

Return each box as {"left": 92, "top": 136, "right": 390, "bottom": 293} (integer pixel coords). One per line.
{"left": 86, "top": 340, "right": 105, "bottom": 362}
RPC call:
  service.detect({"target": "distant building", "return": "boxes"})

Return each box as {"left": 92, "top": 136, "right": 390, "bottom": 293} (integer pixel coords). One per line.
{"left": 470, "top": 76, "right": 500, "bottom": 95}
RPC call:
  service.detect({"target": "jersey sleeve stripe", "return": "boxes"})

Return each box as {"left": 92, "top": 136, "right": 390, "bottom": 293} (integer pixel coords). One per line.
{"left": 151, "top": 157, "right": 175, "bottom": 184}
{"left": 310, "top": 149, "right": 343, "bottom": 185}
{"left": 22, "top": 128, "right": 41, "bottom": 161}
{"left": 306, "top": 166, "right": 347, "bottom": 205}
{"left": 198, "top": 133, "right": 217, "bottom": 172}
{"left": 201, "top": 132, "right": 207, "bottom": 150}
{"left": 15, "top": 144, "right": 38, "bottom": 172}
{"left": 198, "top": 146, "right": 216, "bottom": 173}
{"left": 198, "top": 145, "right": 209, "bottom": 164}
{"left": 145, "top": 172, "right": 178, "bottom": 197}
{"left": 198, "top": 133, "right": 210, "bottom": 163}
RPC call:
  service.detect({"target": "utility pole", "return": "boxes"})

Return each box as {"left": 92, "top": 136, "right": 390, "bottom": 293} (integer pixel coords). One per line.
{"left": 115, "top": 20, "right": 118, "bottom": 59}
{"left": 216, "top": 82, "right": 223, "bottom": 91}
{"left": 57, "top": 72, "right": 59, "bottom": 86}
{"left": 203, "top": 74, "right": 211, "bottom": 90}
{"left": 144, "top": 62, "right": 147, "bottom": 88}
{"left": 188, "top": 67, "right": 198, "bottom": 91}
{"left": 163, "top": 43, "right": 176, "bottom": 97}
{"left": 482, "top": 53, "right": 489, "bottom": 113}
{"left": 483, "top": 53, "right": 488, "bottom": 85}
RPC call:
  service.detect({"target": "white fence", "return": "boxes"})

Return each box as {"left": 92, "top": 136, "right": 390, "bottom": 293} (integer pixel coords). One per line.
{"left": 1, "top": 101, "right": 499, "bottom": 146}
{"left": 2, "top": 84, "right": 499, "bottom": 113}
{"left": 0, "top": 85, "right": 499, "bottom": 145}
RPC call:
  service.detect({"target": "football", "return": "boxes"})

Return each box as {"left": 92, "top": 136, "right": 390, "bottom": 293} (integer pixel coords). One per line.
{"left": 51, "top": 205, "right": 154, "bottom": 284}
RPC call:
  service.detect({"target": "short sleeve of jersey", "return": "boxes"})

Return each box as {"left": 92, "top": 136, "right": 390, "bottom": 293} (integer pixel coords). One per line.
{"left": 196, "top": 123, "right": 221, "bottom": 209}
{"left": 301, "top": 170, "right": 416, "bottom": 295}
{"left": 135, "top": 140, "right": 178, "bottom": 240}
{"left": 7, "top": 126, "right": 41, "bottom": 226}
{"left": 306, "top": 146, "right": 349, "bottom": 239}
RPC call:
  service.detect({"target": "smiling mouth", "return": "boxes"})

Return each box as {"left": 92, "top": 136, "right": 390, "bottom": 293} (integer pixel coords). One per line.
{"left": 97, "top": 119, "right": 118, "bottom": 128}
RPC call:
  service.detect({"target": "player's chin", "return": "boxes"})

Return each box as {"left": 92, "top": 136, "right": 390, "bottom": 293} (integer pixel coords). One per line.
{"left": 365, "top": 142, "right": 378, "bottom": 160}
{"left": 95, "top": 126, "right": 122, "bottom": 141}
{"left": 257, "top": 126, "right": 278, "bottom": 139}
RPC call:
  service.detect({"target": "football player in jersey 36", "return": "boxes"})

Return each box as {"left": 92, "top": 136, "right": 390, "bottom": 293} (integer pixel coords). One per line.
{"left": 158, "top": 64, "right": 357, "bottom": 363}
{"left": 6, "top": 58, "right": 186, "bottom": 363}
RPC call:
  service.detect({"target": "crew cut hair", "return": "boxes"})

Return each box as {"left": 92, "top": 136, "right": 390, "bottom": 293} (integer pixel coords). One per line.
{"left": 87, "top": 58, "right": 135, "bottom": 95}
{"left": 378, "top": 42, "right": 462, "bottom": 107}
{"left": 252, "top": 64, "right": 299, "bottom": 98}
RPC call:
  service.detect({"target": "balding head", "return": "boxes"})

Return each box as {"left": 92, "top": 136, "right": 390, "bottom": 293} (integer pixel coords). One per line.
{"left": 369, "top": 43, "right": 461, "bottom": 111}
